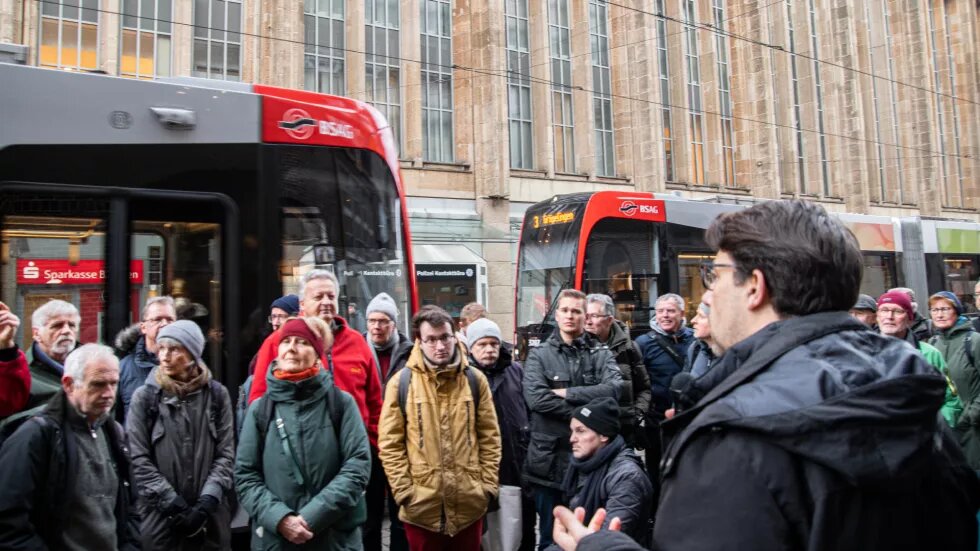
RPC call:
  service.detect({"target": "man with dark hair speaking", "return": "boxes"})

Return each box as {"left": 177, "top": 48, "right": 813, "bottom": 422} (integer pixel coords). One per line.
{"left": 552, "top": 200, "right": 980, "bottom": 551}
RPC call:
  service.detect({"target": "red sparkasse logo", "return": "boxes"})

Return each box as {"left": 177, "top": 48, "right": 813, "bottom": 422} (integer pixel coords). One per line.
{"left": 17, "top": 259, "right": 144, "bottom": 285}
{"left": 278, "top": 108, "right": 317, "bottom": 140}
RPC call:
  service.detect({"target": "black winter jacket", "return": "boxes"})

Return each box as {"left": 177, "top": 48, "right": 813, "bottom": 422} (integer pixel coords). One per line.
{"left": 567, "top": 446, "right": 652, "bottom": 545}
{"left": 522, "top": 331, "right": 622, "bottom": 489}
{"left": 598, "top": 321, "right": 651, "bottom": 446}
{"left": 0, "top": 392, "right": 141, "bottom": 550}
{"left": 577, "top": 312, "right": 980, "bottom": 551}
{"left": 471, "top": 346, "right": 529, "bottom": 488}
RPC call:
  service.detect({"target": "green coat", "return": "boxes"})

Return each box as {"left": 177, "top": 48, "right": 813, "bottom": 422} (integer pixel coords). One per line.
{"left": 930, "top": 318, "right": 980, "bottom": 469}
{"left": 235, "top": 367, "right": 370, "bottom": 550}
{"left": 917, "top": 341, "right": 961, "bottom": 426}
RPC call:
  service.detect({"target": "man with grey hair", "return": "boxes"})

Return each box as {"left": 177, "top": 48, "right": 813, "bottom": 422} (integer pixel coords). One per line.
{"left": 117, "top": 296, "right": 177, "bottom": 421}
{"left": 585, "top": 294, "right": 651, "bottom": 449}
{"left": 0, "top": 344, "right": 140, "bottom": 550}
{"left": 634, "top": 292, "right": 694, "bottom": 479}
{"left": 26, "top": 299, "right": 81, "bottom": 410}
{"left": 888, "top": 287, "right": 932, "bottom": 341}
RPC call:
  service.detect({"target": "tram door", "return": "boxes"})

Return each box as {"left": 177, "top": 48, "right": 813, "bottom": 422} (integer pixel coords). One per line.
{"left": 0, "top": 185, "right": 235, "bottom": 380}
{"left": 581, "top": 217, "right": 660, "bottom": 336}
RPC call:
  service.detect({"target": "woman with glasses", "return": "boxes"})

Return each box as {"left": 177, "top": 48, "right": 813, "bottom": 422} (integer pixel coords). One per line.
{"left": 929, "top": 291, "right": 980, "bottom": 470}
{"left": 236, "top": 317, "right": 371, "bottom": 550}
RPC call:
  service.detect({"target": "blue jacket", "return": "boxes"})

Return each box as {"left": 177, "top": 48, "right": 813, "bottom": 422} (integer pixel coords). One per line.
{"left": 635, "top": 324, "right": 694, "bottom": 414}
{"left": 118, "top": 336, "right": 159, "bottom": 422}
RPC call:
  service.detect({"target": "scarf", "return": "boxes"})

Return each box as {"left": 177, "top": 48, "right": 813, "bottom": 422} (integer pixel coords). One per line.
{"left": 273, "top": 364, "right": 321, "bottom": 382}
{"left": 561, "top": 435, "right": 626, "bottom": 519}
{"left": 422, "top": 345, "right": 462, "bottom": 373}
{"left": 368, "top": 331, "right": 400, "bottom": 380}
{"left": 155, "top": 363, "right": 210, "bottom": 398}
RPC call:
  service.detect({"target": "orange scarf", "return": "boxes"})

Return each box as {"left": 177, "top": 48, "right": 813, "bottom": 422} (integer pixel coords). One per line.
{"left": 273, "top": 365, "right": 321, "bottom": 382}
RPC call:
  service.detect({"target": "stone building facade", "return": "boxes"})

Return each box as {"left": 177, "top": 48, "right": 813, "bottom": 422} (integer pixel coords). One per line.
{"left": 2, "top": 0, "right": 978, "bottom": 335}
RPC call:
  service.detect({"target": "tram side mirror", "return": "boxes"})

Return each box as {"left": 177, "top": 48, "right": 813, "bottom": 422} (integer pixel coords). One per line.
{"left": 313, "top": 244, "right": 335, "bottom": 264}
{"left": 150, "top": 107, "right": 197, "bottom": 130}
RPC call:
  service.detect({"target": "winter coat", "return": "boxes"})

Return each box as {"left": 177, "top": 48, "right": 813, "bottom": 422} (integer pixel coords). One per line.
{"left": 566, "top": 446, "right": 652, "bottom": 545}
{"left": 249, "top": 316, "right": 383, "bottom": 448}
{"left": 127, "top": 370, "right": 235, "bottom": 550}
{"left": 522, "top": 331, "right": 622, "bottom": 489}
{"left": 930, "top": 317, "right": 980, "bottom": 469}
{"left": 683, "top": 339, "right": 715, "bottom": 379}
{"left": 0, "top": 391, "right": 141, "bottom": 550}
{"left": 118, "top": 335, "right": 160, "bottom": 422}
{"left": 0, "top": 346, "right": 30, "bottom": 418}
{"left": 600, "top": 321, "right": 651, "bottom": 446}
{"left": 634, "top": 324, "right": 694, "bottom": 415}
{"left": 644, "top": 312, "right": 980, "bottom": 551}
{"left": 470, "top": 345, "right": 529, "bottom": 488}
{"left": 899, "top": 329, "right": 962, "bottom": 427}
{"left": 378, "top": 343, "right": 501, "bottom": 536}
{"left": 25, "top": 341, "right": 65, "bottom": 411}
{"left": 236, "top": 366, "right": 371, "bottom": 551}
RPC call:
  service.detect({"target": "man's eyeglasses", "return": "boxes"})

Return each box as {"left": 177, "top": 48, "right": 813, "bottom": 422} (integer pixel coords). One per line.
{"left": 585, "top": 314, "right": 610, "bottom": 321}
{"left": 268, "top": 314, "right": 289, "bottom": 324}
{"left": 700, "top": 262, "right": 737, "bottom": 289}
{"left": 421, "top": 334, "right": 455, "bottom": 346}
{"left": 877, "top": 307, "right": 907, "bottom": 318}
{"left": 144, "top": 316, "right": 176, "bottom": 326}
{"left": 367, "top": 319, "right": 393, "bottom": 327}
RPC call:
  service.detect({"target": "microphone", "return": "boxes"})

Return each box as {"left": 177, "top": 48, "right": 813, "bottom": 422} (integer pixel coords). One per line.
{"left": 669, "top": 372, "right": 702, "bottom": 414}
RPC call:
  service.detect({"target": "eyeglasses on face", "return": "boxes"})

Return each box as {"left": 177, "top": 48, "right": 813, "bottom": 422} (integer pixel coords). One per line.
{"left": 268, "top": 314, "right": 289, "bottom": 323}
{"left": 421, "top": 334, "right": 455, "bottom": 346}
{"left": 145, "top": 316, "right": 176, "bottom": 325}
{"left": 367, "top": 318, "right": 393, "bottom": 326}
{"left": 929, "top": 307, "right": 954, "bottom": 314}
{"left": 585, "top": 313, "right": 610, "bottom": 321}
{"left": 877, "top": 307, "right": 907, "bottom": 318}
{"left": 700, "top": 262, "right": 737, "bottom": 289}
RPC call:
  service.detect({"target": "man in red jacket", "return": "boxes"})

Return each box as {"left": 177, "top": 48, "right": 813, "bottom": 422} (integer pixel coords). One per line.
{"left": 248, "top": 270, "right": 382, "bottom": 449}
{"left": 0, "top": 302, "right": 30, "bottom": 418}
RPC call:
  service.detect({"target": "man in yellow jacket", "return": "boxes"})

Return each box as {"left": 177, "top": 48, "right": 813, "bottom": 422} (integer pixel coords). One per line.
{"left": 379, "top": 305, "right": 502, "bottom": 551}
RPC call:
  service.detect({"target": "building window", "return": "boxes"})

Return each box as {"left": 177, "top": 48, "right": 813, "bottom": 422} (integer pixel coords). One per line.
{"left": 712, "top": 0, "right": 734, "bottom": 187}
{"left": 863, "top": 1, "right": 886, "bottom": 201}
{"left": 682, "top": 0, "right": 704, "bottom": 185}
{"left": 421, "top": 0, "right": 453, "bottom": 162}
{"left": 806, "top": 0, "right": 829, "bottom": 196}
{"left": 786, "top": 0, "right": 805, "bottom": 194}
{"left": 654, "top": 0, "right": 673, "bottom": 181}
{"left": 39, "top": 0, "right": 99, "bottom": 71}
{"left": 867, "top": 0, "right": 905, "bottom": 204}
{"left": 548, "top": 0, "right": 575, "bottom": 173}
{"left": 589, "top": 0, "right": 614, "bottom": 177}
{"left": 506, "top": 0, "right": 533, "bottom": 170}
{"left": 941, "top": 2, "right": 965, "bottom": 205}
{"left": 120, "top": 0, "right": 173, "bottom": 79}
{"left": 305, "top": 0, "right": 346, "bottom": 95}
{"left": 926, "top": 1, "right": 954, "bottom": 206}
{"left": 365, "top": 0, "right": 400, "bottom": 147}
{"left": 193, "top": 0, "right": 242, "bottom": 80}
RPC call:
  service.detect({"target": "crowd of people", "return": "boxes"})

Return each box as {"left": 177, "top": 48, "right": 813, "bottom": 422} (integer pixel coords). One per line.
{"left": 0, "top": 200, "right": 979, "bottom": 550}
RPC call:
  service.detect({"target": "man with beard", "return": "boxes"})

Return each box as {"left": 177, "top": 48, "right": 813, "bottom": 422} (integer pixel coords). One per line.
{"left": 378, "top": 306, "right": 501, "bottom": 550}
{"left": 552, "top": 200, "right": 980, "bottom": 551}
{"left": 467, "top": 317, "right": 535, "bottom": 551}
{"left": 26, "top": 299, "right": 80, "bottom": 410}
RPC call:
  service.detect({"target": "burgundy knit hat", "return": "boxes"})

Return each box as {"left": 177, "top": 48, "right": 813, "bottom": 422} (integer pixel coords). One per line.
{"left": 877, "top": 291, "right": 914, "bottom": 319}
{"left": 280, "top": 318, "right": 325, "bottom": 359}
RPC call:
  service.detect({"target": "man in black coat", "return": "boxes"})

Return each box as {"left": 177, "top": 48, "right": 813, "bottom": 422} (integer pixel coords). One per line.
{"left": 552, "top": 200, "right": 980, "bottom": 551}
{"left": 467, "top": 317, "right": 535, "bottom": 551}
{"left": 0, "top": 343, "right": 140, "bottom": 550}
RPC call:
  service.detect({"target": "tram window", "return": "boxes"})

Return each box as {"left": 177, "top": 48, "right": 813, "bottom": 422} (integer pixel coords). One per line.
{"left": 943, "top": 256, "right": 980, "bottom": 313}
{"left": 517, "top": 267, "right": 574, "bottom": 327}
{"left": 1, "top": 205, "right": 110, "bottom": 348}
{"left": 860, "top": 253, "right": 896, "bottom": 299}
{"left": 677, "top": 253, "right": 713, "bottom": 321}
{"left": 582, "top": 218, "right": 660, "bottom": 333}
{"left": 132, "top": 221, "right": 223, "bottom": 372}
{"left": 275, "top": 145, "right": 411, "bottom": 333}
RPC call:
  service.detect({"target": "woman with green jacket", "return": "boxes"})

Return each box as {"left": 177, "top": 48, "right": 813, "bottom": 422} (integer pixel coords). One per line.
{"left": 235, "top": 317, "right": 371, "bottom": 550}
{"left": 929, "top": 291, "right": 980, "bottom": 470}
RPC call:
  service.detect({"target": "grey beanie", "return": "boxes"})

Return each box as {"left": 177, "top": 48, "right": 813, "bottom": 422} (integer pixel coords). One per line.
{"left": 852, "top": 293, "right": 877, "bottom": 312}
{"left": 366, "top": 292, "right": 399, "bottom": 323}
{"left": 466, "top": 318, "right": 502, "bottom": 349}
{"left": 158, "top": 319, "right": 205, "bottom": 365}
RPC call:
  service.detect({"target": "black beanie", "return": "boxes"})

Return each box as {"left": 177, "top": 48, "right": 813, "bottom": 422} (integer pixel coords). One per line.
{"left": 572, "top": 397, "right": 620, "bottom": 437}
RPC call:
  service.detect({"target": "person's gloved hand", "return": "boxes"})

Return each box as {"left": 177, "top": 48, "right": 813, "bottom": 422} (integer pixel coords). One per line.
{"left": 160, "top": 495, "right": 189, "bottom": 519}
{"left": 176, "top": 495, "right": 218, "bottom": 538}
